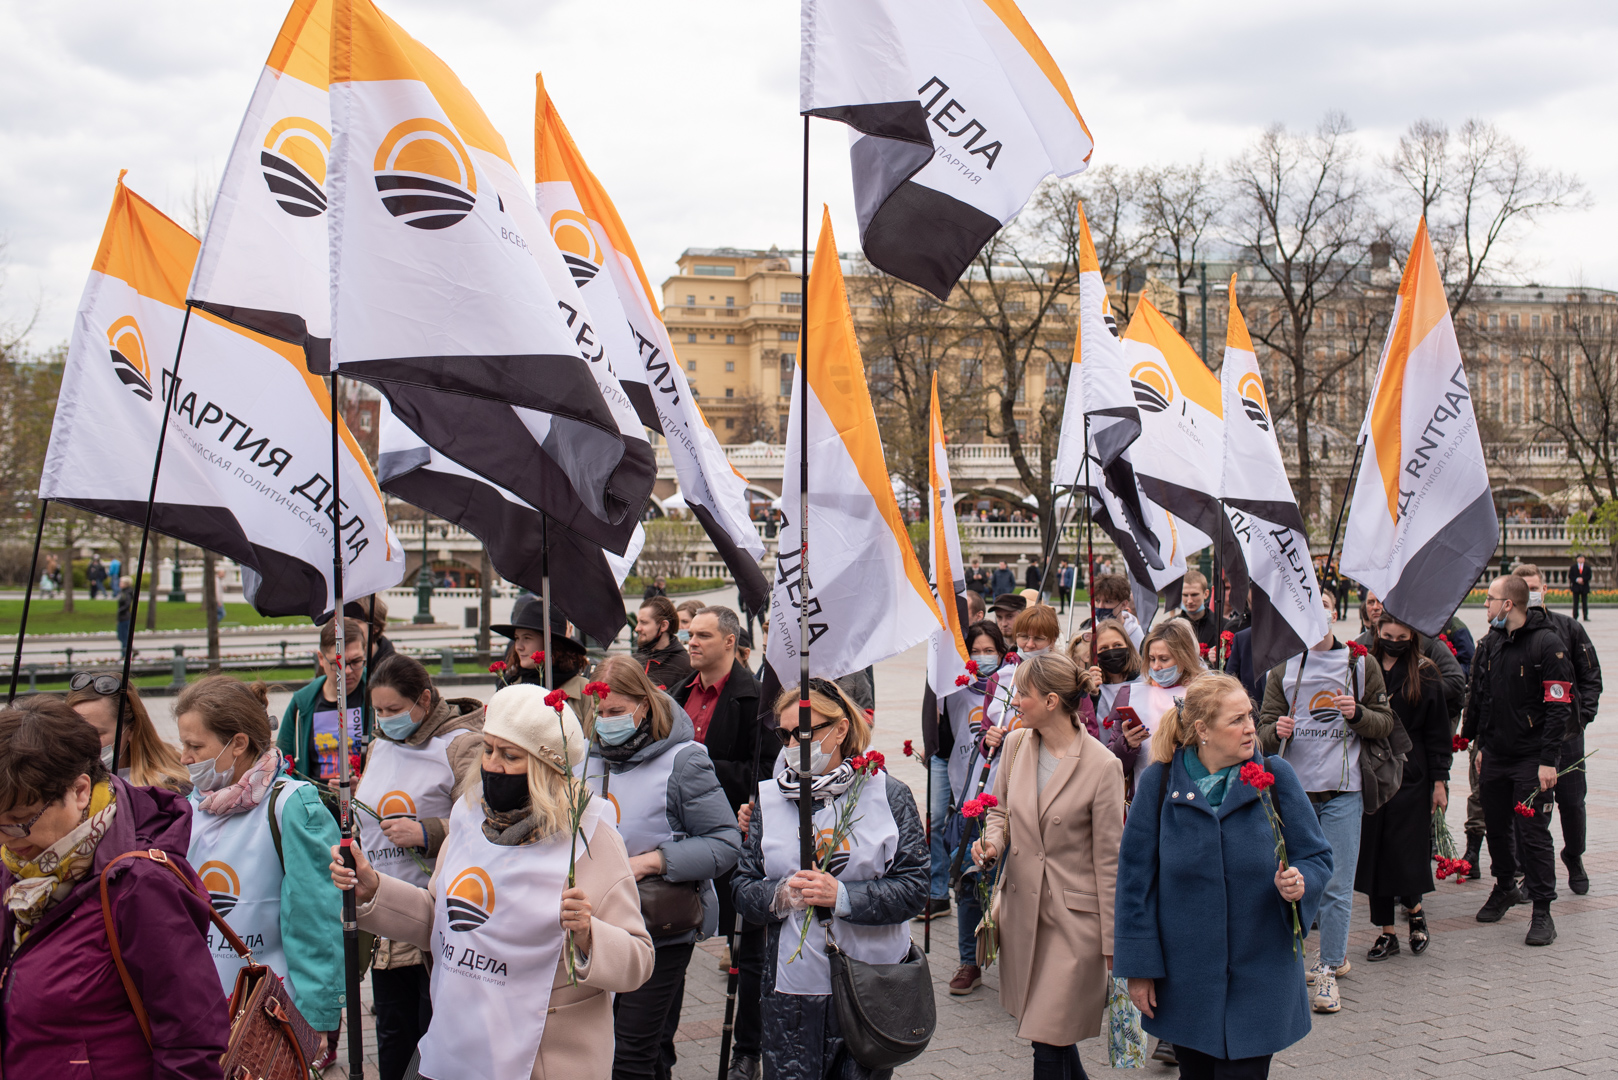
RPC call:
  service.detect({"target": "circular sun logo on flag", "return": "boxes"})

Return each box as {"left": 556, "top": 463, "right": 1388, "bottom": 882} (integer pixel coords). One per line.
{"left": 372, "top": 118, "right": 477, "bottom": 230}
{"left": 106, "top": 316, "right": 153, "bottom": 400}
{"left": 261, "top": 116, "right": 331, "bottom": 218}
{"left": 550, "top": 210, "right": 604, "bottom": 286}
{"left": 1129, "top": 361, "right": 1174, "bottom": 413}
{"left": 1237, "top": 372, "right": 1271, "bottom": 431}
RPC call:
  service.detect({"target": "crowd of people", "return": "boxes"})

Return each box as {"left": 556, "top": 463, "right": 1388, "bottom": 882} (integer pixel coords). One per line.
{"left": 0, "top": 561, "right": 1599, "bottom": 1080}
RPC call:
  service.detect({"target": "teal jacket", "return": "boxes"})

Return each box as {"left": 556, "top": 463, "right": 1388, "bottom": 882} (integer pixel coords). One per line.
{"left": 277, "top": 675, "right": 372, "bottom": 782}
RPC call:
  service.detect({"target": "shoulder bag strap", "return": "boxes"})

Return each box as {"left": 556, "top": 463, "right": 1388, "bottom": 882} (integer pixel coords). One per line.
{"left": 99, "top": 848, "right": 256, "bottom": 1049}
{"left": 266, "top": 780, "right": 286, "bottom": 871}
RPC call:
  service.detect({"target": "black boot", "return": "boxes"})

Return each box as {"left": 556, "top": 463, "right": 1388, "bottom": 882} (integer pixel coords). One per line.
{"left": 1463, "top": 837, "right": 1482, "bottom": 880}
{"left": 1476, "top": 884, "right": 1520, "bottom": 923}
{"left": 1525, "top": 904, "right": 1557, "bottom": 946}
{"left": 1563, "top": 852, "right": 1589, "bottom": 896}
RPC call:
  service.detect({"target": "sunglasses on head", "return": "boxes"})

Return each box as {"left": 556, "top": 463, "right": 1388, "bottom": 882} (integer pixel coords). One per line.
{"left": 773, "top": 678, "right": 854, "bottom": 747}
{"left": 70, "top": 673, "right": 122, "bottom": 696}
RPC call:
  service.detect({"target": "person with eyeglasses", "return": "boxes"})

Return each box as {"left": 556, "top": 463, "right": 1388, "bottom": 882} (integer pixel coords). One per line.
{"left": 179, "top": 674, "right": 346, "bottom": 1068}
{"left": 65, "top": 673, "right": 190, "bottom": 793}
{"left": 0, "top": 695, "right": 230, "bottom": 1078}
{"left": 732, "top": 678, "right": 928, "bottom": 1080}
{"left": 277, "top": 617, "right": 371, "bottom": 786}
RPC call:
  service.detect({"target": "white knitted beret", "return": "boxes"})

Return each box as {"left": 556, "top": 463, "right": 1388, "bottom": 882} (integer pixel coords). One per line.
{"left": 481, "top": 684, "right": 586, "bottom": 775}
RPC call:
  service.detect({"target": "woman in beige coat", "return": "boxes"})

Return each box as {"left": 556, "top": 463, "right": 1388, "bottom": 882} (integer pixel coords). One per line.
{"left": 974, "top": 653, "right": 1125, "bottom": 1080}
{"left": 333, "top": 683, "right": 654, "bottom": 1080}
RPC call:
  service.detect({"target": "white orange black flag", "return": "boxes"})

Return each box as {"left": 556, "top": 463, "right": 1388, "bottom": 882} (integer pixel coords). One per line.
{"left": 767, "top": 209, "right": 949, "bottom": 681}
{"left": 42, "top": 176, "right": 404, "bottom": 618}
{"left": 1342, "top": 220, "right": 1495, "bottom": 636}
{"left": 1219, "top": 281, "right": 1329, "bottom": 669}
{"left": 801, "top": 0, "right": 1093, "bottom": 299}
{"left": 533, "top": 76, "right": 767, "bottom": 611}
{"left": 323, "top": 0, "right": 651, "bottom": 554}
{"left": 926, "top": 373, "right": 971, "bottom": 696}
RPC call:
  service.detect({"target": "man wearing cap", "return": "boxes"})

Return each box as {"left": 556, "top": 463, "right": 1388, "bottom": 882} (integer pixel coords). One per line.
{"left": 990, "top": 592, "right": 1027, "bottom": 641}
{"left": 492, "top": 596, "right": 597, "bottom": 728}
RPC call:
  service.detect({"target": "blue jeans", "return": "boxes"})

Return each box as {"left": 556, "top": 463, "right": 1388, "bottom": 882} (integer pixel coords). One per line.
{"left": 928, "top": 755, "right": 953, "bottom": 900}
{"left": 1311, "top": 791, "right": 1362, "bottom": 967}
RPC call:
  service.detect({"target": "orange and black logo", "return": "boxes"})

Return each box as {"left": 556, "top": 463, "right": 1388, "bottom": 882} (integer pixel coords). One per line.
{"left": 1129, "top": 360, "right": 1174, "bottom": 413}
{"left": 373, "top": 119, "right": 477, "bottom": 230}
{"left": 261, "top": 117, "right": 331, "bottom": 218}
{"left": 550, "top": 210, "right": 604, "bottom": 286}
{"left": 1308, "top": 690, "right": 1343, "bottom": 724}
{"left": 1237, "top": 372, "right": 1270, "bottom": 431}
{"left": 376, "top": 791, "right": 418, "bottom": 820}
{"left": 815, "top": 828, "right": 853, "bottom": 878}
{"left": 198, "top": 860, "right": 241, "bottom": 916}
{"left": 446, "top": 867, "right": 495, "bottom": 931}
{"left": 106, "top": 316, "right": 153, "bottom": 401}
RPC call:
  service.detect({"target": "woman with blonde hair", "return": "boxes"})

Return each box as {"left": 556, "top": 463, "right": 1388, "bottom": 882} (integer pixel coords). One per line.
{"left": 972, "top": 653, "right": 1124, "bottom": 1080}
{"left": 1105, "top": 620, "right": 1203, "bottom": 792}
{"left": 66, "top": 672, "right": 189, "bottom": 793}
{"left": 732, "top": 678, "right": 928, "bottom": 1080}
{"left": 582, "top": 655, "right": 740, "bottom": 1080}
{"left": 1114, "top": 673, "right": 1334, "bottom": 1079}
{"left": 333, "top": 683, "right": 655, "bottom": 1080}
{"left": 177, "top": 675, "right": 345, "bottom": 1064}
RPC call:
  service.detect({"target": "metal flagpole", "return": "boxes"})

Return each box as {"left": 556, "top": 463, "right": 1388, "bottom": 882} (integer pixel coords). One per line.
{"left": 116, "top": 304, "right": 194, "bottom": 768}
{"left": 541, "top": 514, "right": 554, "bottom": 688}
{"left": 1213, "top": 500, "right": 1225, "bottom": 669}
{"left": 330, "top": 374, "right": 364, "bottom": 1080}
{"left": 716, "top": 714, "right": 767, "bottom": 1080}
{"left": 7, "top": 500, "right": 48, "bottom": 703}
{"left": 796, "top": 112, "right": 815, "bottom": 886}
{"left": 1323, "top": 439, "right": 1366, "bottom": 581}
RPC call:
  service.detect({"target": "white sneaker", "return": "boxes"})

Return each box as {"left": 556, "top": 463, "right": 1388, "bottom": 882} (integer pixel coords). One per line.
{"left": 1312, "top": 969, "right": 1341, "bottom": 1013}
{"left": 1306, "top": 957, "right": 1350, "bottom": 985}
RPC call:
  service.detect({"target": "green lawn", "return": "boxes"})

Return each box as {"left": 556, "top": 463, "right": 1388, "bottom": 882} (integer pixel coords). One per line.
{"left": 16, "top": 659, "right": 498, "bottom": 695}
{"left": 0, "top": 599, "right": 296, "bottom": 638}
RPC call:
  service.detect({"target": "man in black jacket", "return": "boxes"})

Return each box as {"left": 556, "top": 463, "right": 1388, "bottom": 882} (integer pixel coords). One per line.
{"left": 632, "top": 595, "right": 693, "bottom": 691}
{"left": 671, "top": 605, "right": 764, "bottom": 1080}
{"left": 1568, "top": 555, "right": 1592, "bottom": 620}
{"left": 1462, "top": 575, "right": 1576, "bottom": 945}
{"left": 1515, "top": 565, "right": 1602, "bottom": 894}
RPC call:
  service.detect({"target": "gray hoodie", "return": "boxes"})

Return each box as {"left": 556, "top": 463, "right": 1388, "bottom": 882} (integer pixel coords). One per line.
{"left": 599, "top": 696, "right": 742, "bottom": 944}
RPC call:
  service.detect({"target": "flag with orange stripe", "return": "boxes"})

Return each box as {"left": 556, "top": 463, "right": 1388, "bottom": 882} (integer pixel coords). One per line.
{"left": 1342, "top": 220, "right": 1495, "bottom": 636}
{"left": 766, "top": 209, "right": 948, "bottom": 681}
{"left": 926, "top": 372, "right": 972, "bottom": 695}
{"left": 41, "top": 175, "right": 404, "bottom": 618}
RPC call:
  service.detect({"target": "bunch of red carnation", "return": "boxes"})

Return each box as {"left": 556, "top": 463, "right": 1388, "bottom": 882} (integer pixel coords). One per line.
{"left": 902, "top": 740, "right": 914, "bottom": 758}
{"left": 960, "top": 792, "right": 999, "bottom": 819}
{"left": 1347, "top": 641, "right": 1369, "bottom": 659}
{"left": 488, "top": 660, "right": 508, "bottom": 673}
{"left": 1437, "top": 634, "right": 1458, "bottom": 656}
{"left": 1513, "top": 800, "right": 1538, "bottom": 819}
{"left": 847, "top": 750, "right": 886, "bottom": 775}
{"left": 1238, "top": 761, "right": 1276, "bottom": 791}
{"left": 1452, "top": 735, "right": 1470, "bottom": 752}
{"left": 1221, "top": 630, "right": 1235, "bottom": 646}
{"left": 1435, "top": 856, "right": 1473, "bottom": 881}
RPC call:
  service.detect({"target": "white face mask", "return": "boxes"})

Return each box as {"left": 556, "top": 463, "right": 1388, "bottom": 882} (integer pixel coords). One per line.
{"left": 1018, "top": 646, "right": 1050, "bottom": 660}
{"left": 187, "top": 746, "right": 235, "bottom": 794}
{"left": 100, "top": 744, "right": 116, "bottom": 771}
{"left": 1529, "top": 590, "right": 1544, "bottom": 608}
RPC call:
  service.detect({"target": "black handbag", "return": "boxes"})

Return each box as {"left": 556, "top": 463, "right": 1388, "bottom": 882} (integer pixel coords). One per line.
{"left": 825, "top": 923, "right": 937, "bottom": 1069}
{"left": 637, "top": 876, "right": 705, "bottom": 937}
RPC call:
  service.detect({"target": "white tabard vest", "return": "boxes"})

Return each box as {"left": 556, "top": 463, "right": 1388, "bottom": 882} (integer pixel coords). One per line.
{"left": 759, "top": 770, "right": 909, "bottom": 996}
{"left": 187, "top": 779, "right": 303, "bottom": 997}
{"left": 418, "top": 796, "right": 602, "bottom": 1080}
{"left": 1278, "top": 647, "right": 1363, "bottom": 793}
{"left": 943, "top": 689, "right": 987, "bottom": 800}
{"left": 357, "top": 733, "right": 460, "bottom": 887}
{"left": 578, "top": 740, "right": 703, "bottom": 856}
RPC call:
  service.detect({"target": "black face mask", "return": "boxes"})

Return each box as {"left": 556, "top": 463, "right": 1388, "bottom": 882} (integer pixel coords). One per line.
{"left": 1097, "top": 647, "right": 1131, "bottom": 674}
{"left": 481, "top": 768, "right": 531, "bottom": 813}
{"left": 1093, "top": 607, "right": 1115, "bottom": 624}
{"left": 1379, "top": 638, "right": 1412, "bottom": 657}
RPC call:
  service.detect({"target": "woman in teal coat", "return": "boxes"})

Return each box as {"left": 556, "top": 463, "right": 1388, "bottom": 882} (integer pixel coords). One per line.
{"left": 1113, "top": 673, "right": 1334, "bottom": 1078}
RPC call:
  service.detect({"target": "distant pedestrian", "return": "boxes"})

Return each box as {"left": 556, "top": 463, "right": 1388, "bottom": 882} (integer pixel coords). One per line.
{"left": 115, "top": 576, "right": 135, "bottom": 658}
{"left": 1057, "top": 560, "right": 1074, "bottom": 612}
{"left": 966, "top": 557, "right": 989, "bottom": 598}
{"left": 1568, "top": 555, "right": 1592, "bottom": 620}
{"left": 643, "top": 576, "right": 668, "bottom": 601}
{"left": 86, "top": 555, "right": 106, "bottom": 600}
{"left": 1024, "top": 558, "right": 1044, "bottom": 601}
{"left": 990, "top": 561, "right": 1017, "bottom": 598}
{"left": 106, "top": 556, "right": 121, "bottom": 586}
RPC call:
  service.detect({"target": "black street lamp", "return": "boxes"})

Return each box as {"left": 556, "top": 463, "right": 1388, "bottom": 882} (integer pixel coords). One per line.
{"left": 413, "top": 508, "right": 435, "bottom": 624}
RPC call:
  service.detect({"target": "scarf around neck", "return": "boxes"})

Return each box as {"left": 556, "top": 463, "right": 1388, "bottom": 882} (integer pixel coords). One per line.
{"left": 776, "top": 759, "right": 857, "bottom": 805}
{"left": 3, "top": 781, "right": 117, "bottom": 943}
{"left": 196, "top": 748, "right": 285, "bottom": 818}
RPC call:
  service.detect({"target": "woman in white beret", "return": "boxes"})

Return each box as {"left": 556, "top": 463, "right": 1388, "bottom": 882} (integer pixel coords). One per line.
{"left": 332, "top": 683, "right": 654, "bottom": 1080}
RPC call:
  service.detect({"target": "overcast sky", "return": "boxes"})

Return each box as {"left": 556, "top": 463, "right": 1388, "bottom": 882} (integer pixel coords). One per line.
{"left": 3, "top": 0, "right": 1615, "bottom": 349}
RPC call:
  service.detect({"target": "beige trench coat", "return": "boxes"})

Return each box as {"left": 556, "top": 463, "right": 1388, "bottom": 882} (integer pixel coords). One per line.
{"left": 360, "top": 804, "right": 655, "bottom": 1080}
{"left": 981, "top": 725, "right": 1125, "bottom": 1045}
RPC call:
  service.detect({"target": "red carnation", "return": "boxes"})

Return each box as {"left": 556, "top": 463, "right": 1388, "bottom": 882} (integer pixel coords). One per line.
{"left": 488, "top": 660, "right": 507, "bottom": 673}
{"left": 965, "top": 659, "right": 981, "bottom": 676}
{"left": 1452, "top": 735, "right": 1471, "bottom": 752}
{"left": 1348, "top": 641, "right": 1369, "bottom": 658}
{"left": 531, "top": 650, "right": 546, "bottom": 664}
{"left": 1103, "top": 718, "right": 1113, "bottom": 728}
{"left": 1221, "top": 630, "right": 1235, "bottom": 645}
{"left": 1004, "top": 652, "right": 1021, "bottom": 664}
{"left": 1239, "top": 761, "right": 1276, "bottom": 792}
{"left": 544, "top": 688, "right": 568, "bottom": 709}
{"left": 863, "top": 751, "right": 886, "bottom": 772}
{"left": 1451, "top": 858, "right": 1472, "bottom": 879}
{"left": 1438, "top": 634, "right": 1458, "bottom": 656}
{"left": 1513, "top": 800, "right": 1537, "bottom": 819}
{"left": 902, "top": 739, "right": 914, "bottom": 757}
{"left": 1199, "top": 643, "right": 1212, "bottom": 658}
{"left": 960, "top": 797, "right": 985, "bottom": 819}
{"left": 978, "top": 793, "right": 998, "bottom": 809}
{"left": 955, "top": 674, "right": 971, "bottom": 687}
{"left": 584, "top": 680, "right": 612, "bottom": 699}
{"left": 848, "top": 754, "right": 867, "bottom": 772}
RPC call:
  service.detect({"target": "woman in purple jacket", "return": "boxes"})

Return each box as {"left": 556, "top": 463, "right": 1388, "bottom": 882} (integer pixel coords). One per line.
{"left": 0, "top": 697, "right": 229, "bottom": 1079}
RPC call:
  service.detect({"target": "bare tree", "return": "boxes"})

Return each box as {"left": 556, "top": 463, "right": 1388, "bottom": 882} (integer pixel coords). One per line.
{"left": 1228, "top": 113, "right": 1373, "bottom": 520}
{"left": 636, "top": 518, "right": 697, "bottom": 582}
{"left": 1139, "top": 161, "right": 1221, "bottom": 336}
{"left": 1065, "top": 167, "right": 1153, "bottom": 325}
{"left": 1527, "top": 294, "right": 1618, "bottom": 504}
{"left": 730, "top": 390, "right": 782, "bottom": 445}
{"left": 1386, "top": 119, "right": 1588, "bottom": 316}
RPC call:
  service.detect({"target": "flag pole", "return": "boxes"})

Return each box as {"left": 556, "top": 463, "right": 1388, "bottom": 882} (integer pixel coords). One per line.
{"left": 115, "top": 303, "right": 193, "bottom": 768}
{"left": 1213, "top": 500, "right": 1225, "bottom": 668}
{"left": 7, "top": 500, "right": 49, "bottom": 703}
{"left": 796, "top": 112, "right": 816, "bottom": 888}
{"left": 329, "top": 373, "right": 364, "bottom": 1080}
{"left": 541, "top": 514, "right": 554, "bottom": 687}
{"left": 1322, "top": 438, "right": 1366, "bottom": 582}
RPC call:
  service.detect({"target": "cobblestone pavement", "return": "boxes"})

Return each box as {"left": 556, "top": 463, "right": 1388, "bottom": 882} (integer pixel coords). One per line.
{"left": 669, "top": 605, "right": 1618, "bottom": 1080}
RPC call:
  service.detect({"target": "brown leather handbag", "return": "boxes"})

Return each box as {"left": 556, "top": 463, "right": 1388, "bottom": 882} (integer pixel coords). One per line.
{"left": 100, "top": 848, "right": 317, "bottom": 1080}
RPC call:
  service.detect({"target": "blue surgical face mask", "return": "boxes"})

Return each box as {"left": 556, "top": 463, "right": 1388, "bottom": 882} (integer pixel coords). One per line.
{"left": 676, "top": 629, "right": 691, "bottom": 644}
{"left": 594, "top": 713, "right": 642, "bottom": 746}
{"left": 1489, "top": 612, "right": 1508, "bottom": 630}
{"left": 969, "top": 652, "right": 999, "bottom": 671}
{"left": 1150, "top": 664, "right": 1181, "bottom": 688}
{"left": 379, "top": 713, "right": 422, "bottom": 741}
